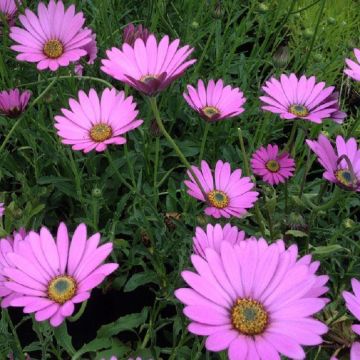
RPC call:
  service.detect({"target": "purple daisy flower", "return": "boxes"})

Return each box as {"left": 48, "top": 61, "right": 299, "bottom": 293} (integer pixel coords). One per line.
{"left": 306, "top": 134, "right": 360, "bottom": 192}
{"left": 345, "top": 48, "right": 360, "bottom": 82}
{"left": 0, "top": 88, "right": 31, "bottom": 118}
{"left": 250, "top": 144, "right": 296, "bottom": 185}
{"left": 260, "top": 73, "right": 346, "bottom": 124}
{"left": 193, "top": 223, "right": 245, "bottom": 258}
{"left": 175, "top": 238, "right": 328, "bottom": 360}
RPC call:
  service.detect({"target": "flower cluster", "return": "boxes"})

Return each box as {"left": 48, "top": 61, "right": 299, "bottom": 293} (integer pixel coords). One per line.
{"left": 1, "top": 0, "right": 360, "bottom": 359}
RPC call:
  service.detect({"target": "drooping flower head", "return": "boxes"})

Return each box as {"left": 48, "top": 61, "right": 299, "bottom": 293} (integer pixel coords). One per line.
{"left": 343, "top": 279, "right": 360, "bottom": 360}
{"left": 101, "top": 34, "right": 196, "bottom": 96}
{"left": 250, "top": 144, "right": 296, "bottom": 185}
{"left": 10, "top": 0, "right": 93, "bottom": 71}
{"left": 0, "top": 202, "right": 4, "bottom": 217}
{"left": 184, "top": 160, "right": 259, "bottom": 219}
{"left": 175, "top": 238, "right": 328, "bottom": 360}
{"left": 0, "top": 229, "right": 27, "bottom": 308}
{"left": 122, "top": 23, "right": 152, "bottom": 46}
{"left": 306, "top": 134, "right": 360, "bottom": 192}
{"left": 193, "top": 223, "right": 245, "bottom": 258}
{"left": 54, "top": 88, "right": 143, "bottom": 153}
{"left": 345, "top": 48, "right": 360, "bottom": 82}
{"left": 0, "top": 88, "right": 31, "bottom": 118}
{"left": 183, "top": 79, "right": 246, "bottom": 121}
{"left": 260, "top": 73, "right": 346, "bottom": 124}
{"left": 0, "top": 0, "right": 20, "bottom": 30}
{"left": 74, "top": 28, "right": 98, "bottom": 76}
{"left": 3, "top": 223, "right": 118, "bottom": 327}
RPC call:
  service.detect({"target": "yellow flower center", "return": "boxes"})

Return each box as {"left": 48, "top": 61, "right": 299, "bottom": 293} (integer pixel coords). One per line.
{"left": 207, "top": 190, "right": 229, "bottom": 209}
{"left": 90, "top": 123, "right": 113, "bottom": 142}
{"left": 202, "top": 106, "right": 220, "bottom": 119}
{"left": 335, "top": 169, "right": 355, "bottom": 188}
{"left": 231, "top": 298, "right": 269, "bottom": 335}
{"left": 265, "top": 159, "right": 280, "bottom": 173}
{"left": 289, "top": 104, "right": 309, "bottom": 117}
{"left": 43, "top": 39, "right": 64, "bottom": 59}
{"left": 140, "top": 74, "right": 159, "bottom": 84}
{"left": 48, "top": 275, "right": 77, "bottom": 304}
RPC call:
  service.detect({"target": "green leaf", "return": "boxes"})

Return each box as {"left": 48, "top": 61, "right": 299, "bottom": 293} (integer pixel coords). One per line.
{"left": 124, "top": 271, "right": 158, "bottom": 292}
{"left": 285, "top": 229, "right": 308, "bottom": 238}
{"left": 96, "top": 307, "right": 148, "bottom": 338}
{"left": 72, "top": 338, "right": 112, "bottom": 360}
{"left": 312, "top": 244, "right": 346, "bottom": 256}
{"left": 54, "top": 323, "right": 76, "bottom": 356}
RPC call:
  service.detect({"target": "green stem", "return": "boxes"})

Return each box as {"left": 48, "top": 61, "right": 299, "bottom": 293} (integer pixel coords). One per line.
{"left": 302, "top": 0, "right": 326, "bottom": 70}
{"left": 284, "top": 182, "right": 288, "bottom": 214}
{"left": 124, "top": 141, "right": 136, "bottom": 188}
{"left": 105, "top": 150, "right": 135, "bottom": 192}
{"left": 285, "top": 122, "right": 298, "bottom": 153}
{"left": 0, "top": 77, "right": 58, "bottom": 154}
{"left": 237, "top": 127, "right": 266, "bottom": 237}
{"left": 149, "top": 97, "right": 207, "bottom": 198}
{"left": 68, "top": 301, "right": 87, "bottom": 322}
{"left": 199, "top": 122, "right": 210, "bottom": 164}
{"left": 299, "top": 149, "right": 314, "bottom": 198}
{"left": 3, "top": 309, "right": 24, "bottom": 360}
{"left": 18, "top": 75, "right": 113, "bottom": 89}
{"left": 153, "top": 136, "right": 160, "bottom": 206}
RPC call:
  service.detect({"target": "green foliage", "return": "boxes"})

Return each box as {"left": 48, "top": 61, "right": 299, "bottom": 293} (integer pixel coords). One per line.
{"left": 0, "top": 0, "right": 359, "bottom": 359}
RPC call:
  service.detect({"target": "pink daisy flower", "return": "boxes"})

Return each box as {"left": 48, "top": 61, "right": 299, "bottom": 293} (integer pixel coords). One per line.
{"left": 0, "top": 229, "right": 27, "bottom": 308}
{"left": 250, "top": 144, "right": 296, "bottom": 185}
{"left": 306, "top": 134, "right": 360, "bottom": 192}
{"left": 343, "top": 279, "right": 360, "bottom": 360}
{"left": 0, "top": 0, "right": 20, "bottom": 30}
{"left": 3, "top": 222, "right": 118, "bottom": 327}
{"left": 0, "top": 88, "right": 31, "bottom": 118}
{"left": 184, "top": 160, "right": 259, "bottom": 219}
{"left": 183, "top": 79, "right": 246, "bottom": 121}
{"left": 54, "top": 88, "right": 143, "bottom": 153}
{"left": 101, "top": 34, "right": 196, "bottom": 96}
{"left": 345, "top": 48, "right": 360, "bottom": 82}
{"left": 193, "top": 223, "right": 245, "bottom": 258}
{"left": 74, "top": 28, "right": 98, "bottom": 76}
{"left": 260, "top": 73, "right": 346, "bottom": 124}
{"left": 123, "top": 23, "right": 152, "bottom": 46}
{"left": 10, "top": 0, "right": 93, "bottom": 71}
{"left": 175, "top": 238, "right": 328, "bottom": 360}
{"left": 0, "top": 202, "right": 4, "bottom": 217}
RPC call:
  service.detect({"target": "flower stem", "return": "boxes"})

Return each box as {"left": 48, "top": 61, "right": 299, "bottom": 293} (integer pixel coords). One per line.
{"left": 149, "top": 97, "right": 207, "bottom": 198}
{"left": 199, "top": 122, "right": 210, "bottom": 164}
{"left": 68, "top": 301, "right": 87, "bottom": 322}
{"left": 0, "top": 77, "right": 58, "bottom": 154}
{"left": 237, "top": 127, "right": 266, "bottom": 237}
{"left": 3, "top": 309, "right": 24, "bottom": 360}
{"left": 285, "top": 122, "right": 298, "bottom": 153}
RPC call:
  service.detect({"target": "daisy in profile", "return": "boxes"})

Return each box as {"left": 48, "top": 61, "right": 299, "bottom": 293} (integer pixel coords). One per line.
{"left": 101, "top": 34, "right": 196, "bottom": 96}
{"left": 184, "top": 160, "right": 259, "bottom": 219}
{"left": 74, "top": 28, "right": 98, "bottom": 76}
{"left": 343, "top": 279, "right": 360, "bottom": 359}
{"left": 193, "top": 223, "right": 245, "bottom": 258}
{"left": 54, "top": 88, "right": 143, "bottom": 153}
{"left": 183, "top": 79, "right": 246, "bottom": 121}
{"left": 345, "top": 48, "right": 360, "bottom": 82}
{"left": 0, "top": 88, "right": 31, "bottom": 118}
{"left": 260, "top": 73, "right": 346, "bottom": 124}
{"left": 0, "top": 229, "right": 27, "bottom": 308}
{"left": 175, "top": 238, "right": 328, "bottom": 360}
{"left": 306, "top": 134, "right": 360, "bottom": 192}
{"left": 10, "top": 0, "right": 93, "bottom": 71}
{"left": 3, "top": 223, "right": 118, "bottom": 327}
{"left": 250, "top": 144, "right": 295, "bottom": 185}
{"left": 122, "top": 23, "right": 152, "bottom": 46}
{"left": 0, "top": 0, "right": 20, "bottom": 31}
